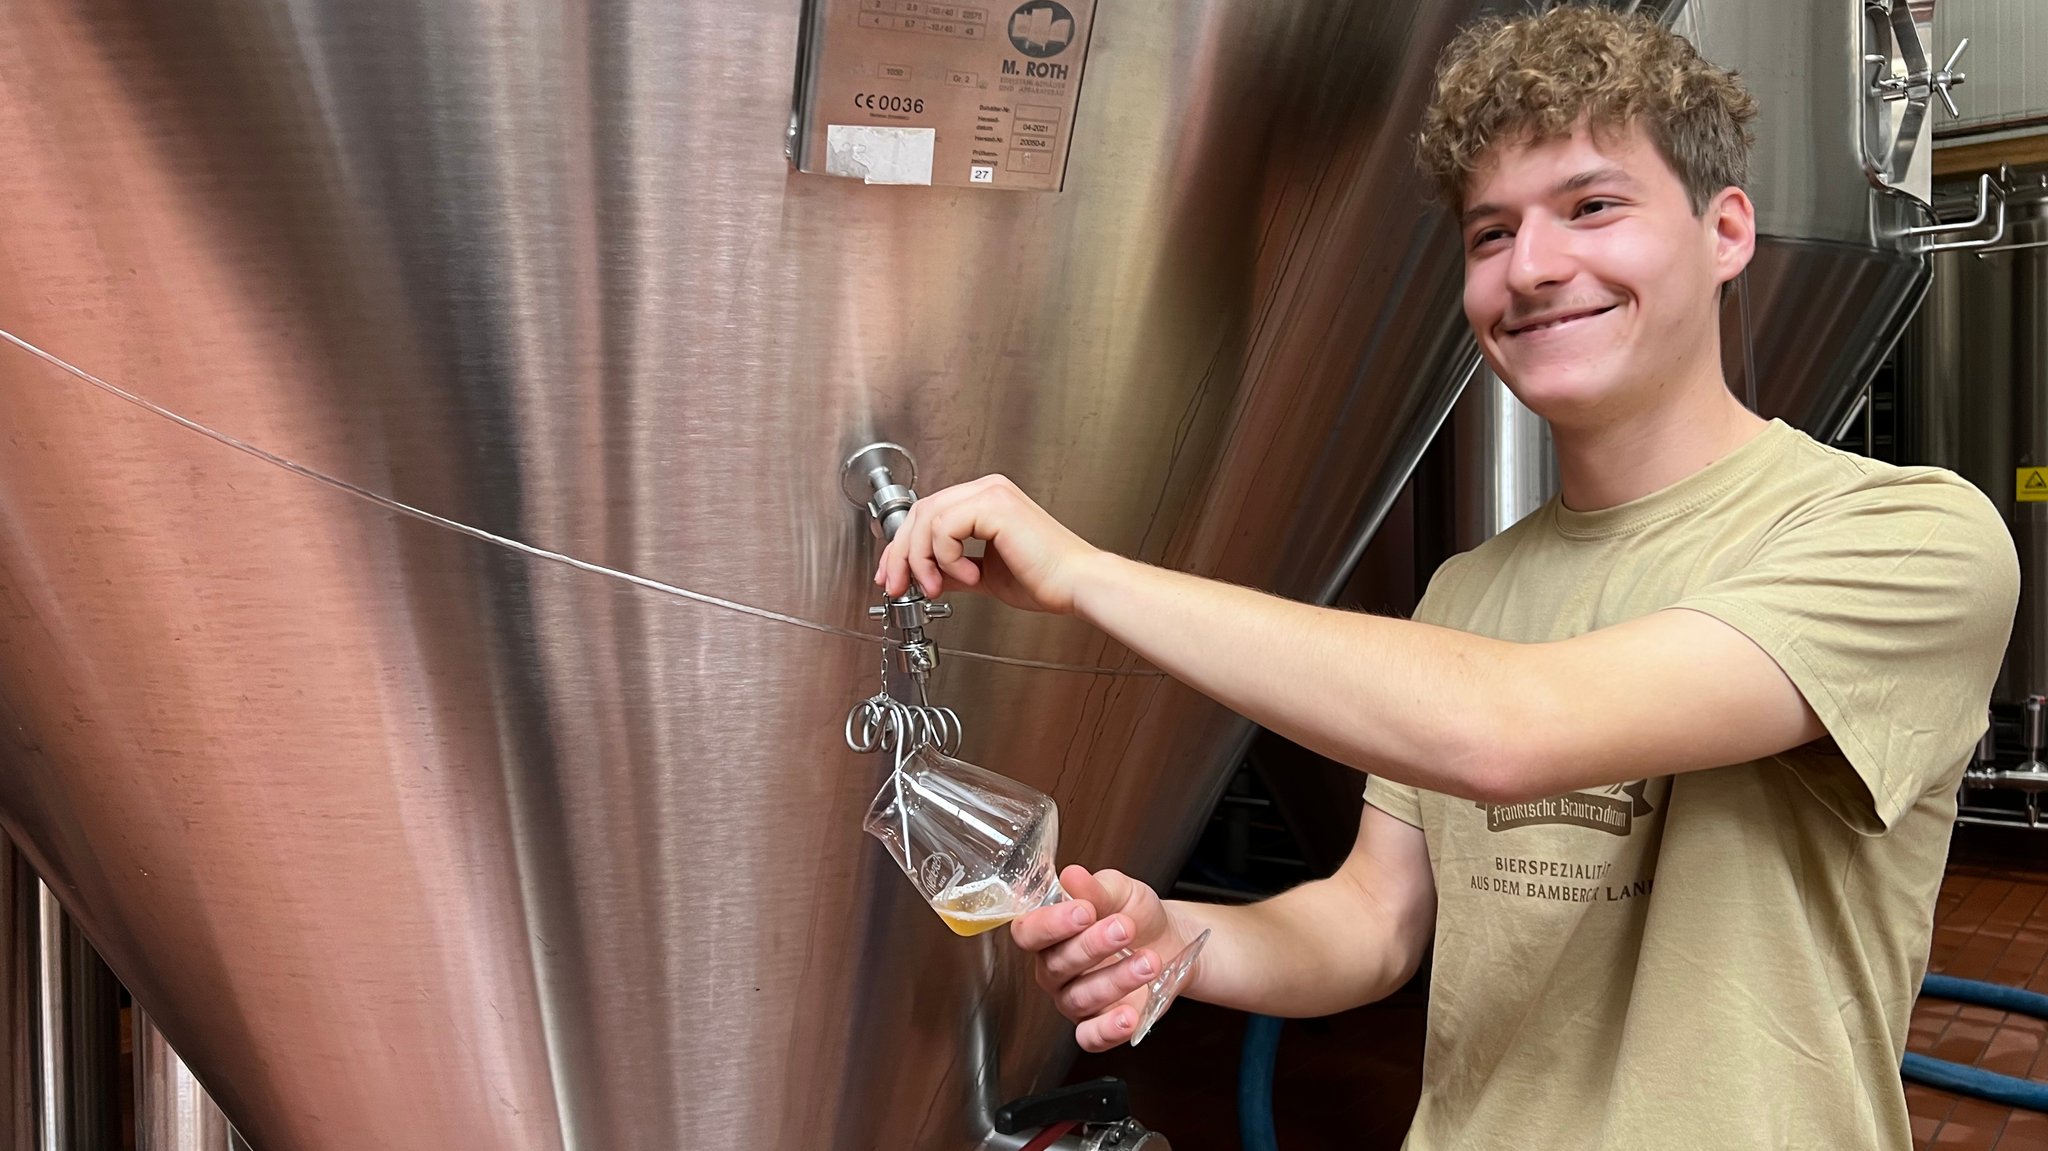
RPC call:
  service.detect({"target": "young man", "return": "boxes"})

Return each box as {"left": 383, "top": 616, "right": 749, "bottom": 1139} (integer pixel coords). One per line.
{"left": 875, "top": 8, "right": 2019, "bottom": 1147}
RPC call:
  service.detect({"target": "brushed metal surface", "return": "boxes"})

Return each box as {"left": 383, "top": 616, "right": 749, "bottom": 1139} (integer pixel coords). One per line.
{"left": 1673, "top": 0, "right": 1933, "bottom": 240}
{"left": 136, "top": 1008, "right": 240, "bottom": 1151}
{"left": 1450, "top": 369, "right": 1554, "bottom": 551}
{"left": 1726, "top": 237, "right": 1931, "bottom": 438}
{"left": 0, "top": 2, "right": 1490, "bottom": 1148}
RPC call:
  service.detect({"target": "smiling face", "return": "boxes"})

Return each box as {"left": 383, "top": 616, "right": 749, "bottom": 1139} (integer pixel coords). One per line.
{"left": 1458, "top": 120, "right": 1755, "bottom": 429}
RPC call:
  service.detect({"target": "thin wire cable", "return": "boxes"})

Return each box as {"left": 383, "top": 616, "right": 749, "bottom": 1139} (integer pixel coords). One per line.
{"left": 0, "top": 327, "right": 1159, "bottom": 679}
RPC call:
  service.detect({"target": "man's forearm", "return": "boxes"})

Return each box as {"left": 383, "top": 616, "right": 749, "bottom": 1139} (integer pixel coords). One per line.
{"left": 1072, "top": 551, "right": 1516, "bottom": 799}
{"left": 1167, "top": 874, "right": 1427, "bottom": 1017}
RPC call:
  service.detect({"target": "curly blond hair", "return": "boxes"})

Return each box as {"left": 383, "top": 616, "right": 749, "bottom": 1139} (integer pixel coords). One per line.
{"left": 1416, "top": 6, "right": 1758, "bottom": 214}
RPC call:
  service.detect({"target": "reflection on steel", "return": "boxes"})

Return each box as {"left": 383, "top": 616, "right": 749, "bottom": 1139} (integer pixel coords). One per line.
{"left": 33, "top": 886, "right": 61, "bottom": 1151}
{"left": 1724, "top": 237, "right": 1929, "bottom": 435}
{"left": 135, "top": 1008, "right": 239, "bottom": 1151}
{"left": 0, "top": 3, "right": 1946, "bottom": 1149}
{"left": 34, "top": 883, "right": 121, "bottom": 1151}
{"left": 1450, "top": 369, "right": 1555, "bottom": 550}
{"left": 0, "top": 327, "right": 1143, "bottom": 681}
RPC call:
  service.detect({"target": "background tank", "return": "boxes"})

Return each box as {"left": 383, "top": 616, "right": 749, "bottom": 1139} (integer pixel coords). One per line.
{"left": 1900, "top": 172, "right": 2048, "bottom": 779}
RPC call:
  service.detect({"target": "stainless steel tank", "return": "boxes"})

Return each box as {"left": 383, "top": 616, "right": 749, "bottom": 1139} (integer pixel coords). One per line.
{"left": 1902, "top": 173, "right": 2048, "bottom": 711}
{"left": 0, "top": 3, "right": 1489, "bottom": 1148}
{"left": 136, "top": 1008, "right": 244, "bottom": 1151}
{"left": 1678, "top": 0, "right": 1956, "bottom": 435}
{"left": 0, "top": 1, "right": 1956, "bottom": 1149}
{"left": 1450, "top": 369, "right": 1556, "bottom": 551}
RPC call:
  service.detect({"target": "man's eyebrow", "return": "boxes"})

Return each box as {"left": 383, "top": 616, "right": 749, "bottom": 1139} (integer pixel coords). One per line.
{"left": 1460, "top": 201, "right": 1502, "bottom": 229}
{"left": 1557, "top": 166, "right": 1636, "bottom": 195}
{"left": 1459, "top": 167, "right": 1639, "bottom": 229}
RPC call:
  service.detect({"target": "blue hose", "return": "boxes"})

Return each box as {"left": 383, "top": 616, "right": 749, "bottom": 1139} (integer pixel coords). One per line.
{"left": 1907, "top": 973, "right": 2048, "bottom": 1114}
{"left": 1921, "top": 973, "right": 2048, "bottom": 1020}
{"left": 1239, "top": 1014, "right": 1283, "bottom": 1151}
{"left": 1903, "top": 1051, "right": 2048, "bottom": 1112}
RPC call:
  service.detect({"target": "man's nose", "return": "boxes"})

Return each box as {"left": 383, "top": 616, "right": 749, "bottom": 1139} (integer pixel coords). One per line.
{"left": 1506, "top": 216, "right": 1573, "bottom": 296}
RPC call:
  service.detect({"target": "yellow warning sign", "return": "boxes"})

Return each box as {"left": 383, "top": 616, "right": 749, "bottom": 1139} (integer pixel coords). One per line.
{"left": 2020, "top": 468, "right": 2048, "bottom": 502}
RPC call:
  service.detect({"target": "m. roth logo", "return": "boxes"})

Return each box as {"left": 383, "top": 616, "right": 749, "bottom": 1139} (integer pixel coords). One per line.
{"left": 1008, "top": 1, "right": 1075, "bottom": 58}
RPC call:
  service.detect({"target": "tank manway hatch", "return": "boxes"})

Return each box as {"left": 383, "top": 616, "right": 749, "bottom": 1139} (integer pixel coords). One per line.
{"left": 790, "top": 0, "right": 1097, "bottom": 190}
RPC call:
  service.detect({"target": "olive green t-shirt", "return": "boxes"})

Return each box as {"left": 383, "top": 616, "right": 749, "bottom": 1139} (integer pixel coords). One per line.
{"left": 1365, "top": 419, "right": 2019, "bottom": 1151}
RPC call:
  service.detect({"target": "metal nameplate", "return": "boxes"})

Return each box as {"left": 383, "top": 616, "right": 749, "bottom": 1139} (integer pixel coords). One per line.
{"left": 792, "top": 0, "right": 1096, "bottom": 190}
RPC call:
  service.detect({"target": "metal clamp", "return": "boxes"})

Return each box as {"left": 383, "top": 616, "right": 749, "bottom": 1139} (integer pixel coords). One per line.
{"left": 1861, "top": 1, "right": 1968, "bottom": 187}
{"left": 1870, "top": 34, "right": 1968, "bottom": 120}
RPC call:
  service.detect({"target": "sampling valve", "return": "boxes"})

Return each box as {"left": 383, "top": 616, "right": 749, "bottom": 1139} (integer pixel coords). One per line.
{"left": 842, "top": 442, "right": 951, "bottom": 705}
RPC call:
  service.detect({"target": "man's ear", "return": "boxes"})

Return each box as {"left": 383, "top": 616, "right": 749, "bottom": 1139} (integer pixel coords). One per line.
{"left": 1710, "top": 185, "right": 1757, "bottom": 286}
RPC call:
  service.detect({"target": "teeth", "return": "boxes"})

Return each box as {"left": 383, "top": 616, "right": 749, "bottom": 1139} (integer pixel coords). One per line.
{"left": 1514, "top": 308, "right": 1604, "bottom": 335}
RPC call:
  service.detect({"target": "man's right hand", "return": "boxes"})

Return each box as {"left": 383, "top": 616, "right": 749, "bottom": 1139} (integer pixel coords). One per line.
{"left": 1010, "top": 865, "right": 1203, "bottom": 1052}
{"left": 874, "top": 475, "right": 1104, "bottom": 615}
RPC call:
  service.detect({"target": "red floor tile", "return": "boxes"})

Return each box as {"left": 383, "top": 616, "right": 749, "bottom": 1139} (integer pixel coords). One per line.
{"left": 1978, "top": 1027, "right": 2041, "bottom": 1078}
{"left": 1950, "top": 942, "right": 2010, "bottom": 981}
{"left": 1988, "top": 886, "right": 2047, "bottom": 935}
{"left": 2007, "top": 1014, "right": 2048, "bottom": 1037}
{"left": 1937, "top": 1097, "right": 2011, "bottom": 1148}
{"left": 1995, "top": 1109, "right": 2048, "bottom": 1149}
{"left": 1932, "top": 1123, "right": 1995, "bottom": 1149}
{"left": 1908, "top": 1083, "right": 1959, "bottom": 1128}
{"left": 1947, "top": 881, "right": 2014, "bottom": 935}
{"left": 1935, "top": 1022, "right": 1999, "bottom": 1066}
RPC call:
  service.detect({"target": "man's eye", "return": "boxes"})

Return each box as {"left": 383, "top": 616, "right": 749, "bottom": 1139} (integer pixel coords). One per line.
{"left": 1470, "top": 228, "right": 1510, "bottom": 250}
{"left": 1576, "top": 199, "right": 1616, "bottom": 218}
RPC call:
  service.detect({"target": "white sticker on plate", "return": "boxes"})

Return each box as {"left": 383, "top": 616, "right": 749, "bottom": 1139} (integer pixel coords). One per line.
{"left": 825, "top": 125, "right": 937, "bottom": 186}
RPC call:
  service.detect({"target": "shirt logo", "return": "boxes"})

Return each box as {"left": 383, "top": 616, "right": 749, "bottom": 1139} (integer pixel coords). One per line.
{"left": 1476, "top": 781, "right": 1656, "bottom": 837}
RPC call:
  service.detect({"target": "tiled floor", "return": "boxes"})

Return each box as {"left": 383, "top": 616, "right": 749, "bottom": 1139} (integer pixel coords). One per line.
{"left": 1908, "top": 860, "right": 2048, "bottom": 1150}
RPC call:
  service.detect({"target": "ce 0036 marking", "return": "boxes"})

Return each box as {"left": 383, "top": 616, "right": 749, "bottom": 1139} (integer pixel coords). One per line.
{"left": 854, "top": 93, "right": 926, "bottom": 114}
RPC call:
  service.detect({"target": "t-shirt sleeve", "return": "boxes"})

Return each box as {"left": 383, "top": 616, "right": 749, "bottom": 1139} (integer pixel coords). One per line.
{"left": 1364, "top": 774, "right": 1423, "bottom": 828}
{"left": 1364, "top": 552, "right": 1475, "bottom": 828}
{"left": 1674, "top": 470, "right": 2018, "bottom": 833}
